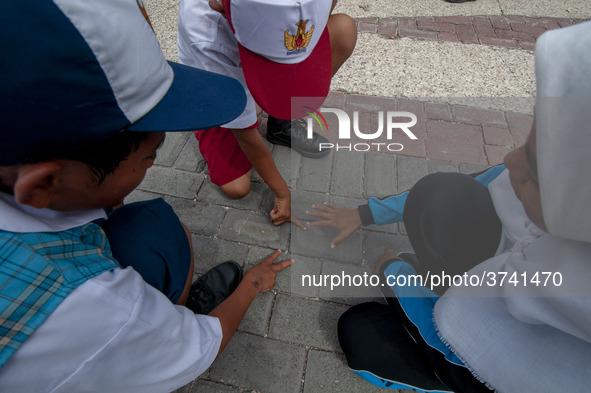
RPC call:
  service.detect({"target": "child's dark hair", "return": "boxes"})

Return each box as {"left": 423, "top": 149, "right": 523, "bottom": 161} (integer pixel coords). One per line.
{"left": 59, "top": 131, "right": 151, "bottom": 184}
{"left": 0, "top": 131, "right": 152, "bottom": 194}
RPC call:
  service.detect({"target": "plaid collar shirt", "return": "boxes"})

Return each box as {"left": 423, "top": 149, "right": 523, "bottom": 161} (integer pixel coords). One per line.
{"left": 0, "top": 222, "right": 119, "bottom": 368}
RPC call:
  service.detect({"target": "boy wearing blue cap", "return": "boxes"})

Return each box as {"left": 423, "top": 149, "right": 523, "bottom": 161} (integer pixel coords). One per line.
{"left": 0, "top": 0, "right": 290, "bottom": 391}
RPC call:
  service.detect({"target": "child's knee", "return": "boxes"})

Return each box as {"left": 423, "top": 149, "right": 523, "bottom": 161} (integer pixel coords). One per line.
{"left": 328, "top": 14, "right": 357, "bottom": 56}
{"left": 220, "top": 172, "right": 252, "bottom": 199}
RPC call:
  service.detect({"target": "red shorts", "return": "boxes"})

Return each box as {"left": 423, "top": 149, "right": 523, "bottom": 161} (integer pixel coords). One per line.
{"left": 193, "top": 123, "right": 258, "bottom": 186}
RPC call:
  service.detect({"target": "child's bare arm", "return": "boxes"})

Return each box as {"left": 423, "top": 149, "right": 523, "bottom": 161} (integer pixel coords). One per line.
{"left": 232, "top": 128, "right": 305, "bottom": 228}
{"left": 208, "top": 250, "right": 292, "bottom": 357}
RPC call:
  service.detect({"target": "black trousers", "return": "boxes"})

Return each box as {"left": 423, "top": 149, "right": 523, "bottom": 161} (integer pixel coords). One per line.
{"left": 338, "top": 172, "right": 502, "bottom": 393}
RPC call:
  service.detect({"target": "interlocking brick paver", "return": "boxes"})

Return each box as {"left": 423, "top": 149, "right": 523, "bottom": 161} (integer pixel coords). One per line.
{"left": 427, "top": 159, "right": 460, "bottom": 174}
{"left": 355, "top": 15, "right": 587, "bottom": 50}
{"left": 473, "top": 16, "right": 495, "bottom": 37}
{"left": 479, "top": 36, "right": 520, "bottom": 48}
{"left": 506, "top": 112, "right": 534, "bottom": 147}
{"left": 425, "top": 102, "right": 453, "bottom": 122}
{"left": 399, "top": 28, "right": 439, "bottom": 40}
{"left": 166, "top": 197, "right": 226, "bottom": 236}
{"left": 291, "top": 224, "right": 363, "bottom": 265}
{"left": 317, "top": 261, "right": 383, "bottom": 304}
{"left": 426, "top": 139, "right": 487, "bottom": 165}
{"left": 291, "top": 189, "right": 330, "bottom": 221}
{"left": 218, "top": 210, "right": 290, "bottom": 250}
{"left": 364, "top": 151, "right": 397, "bottom": 198}
{"left": 452, "top": 106, "right": 506, "bottom": 127}
{"left": 259, "top": 187, "right": 276, "bottom": 213}
{"left": 438, "top": 32, "right": 459, "bottom": 43}
{"left": 323, "top": 91, "right": 346, "bottom": 109}
{"left": 346, "top": 94, "right": 397, "bottom": 112}
{"left": 377, "top": 18, "right": 397, "bottom": 37}
{"left": 154, "top": 132, "right": 191, "bottom": 167}
{"left": 397, "top": 99, "right": 427, "bottom": 139}
{"left": 297, "top": 152, "right": 334, "bottom": 194}
{"left": 138, "top": 166, "right": 205, "bottom": 199}
{"left": 303, "top": 351, "right": 387, "bottom": 393}
{"left": 435, "top": 16, "right": 473, "bottom": 25}
{"left": 277, "top": 254, "right": 323, "bottom": 298}
{"left": 485, "top": 144, "right": 512, "bottom": 165}
{"left": 456, "top": 24, "right": 479, "bottom": 44}
{"left": 459, "top": 162, "right": 491, "bottom": 175}
{"left": 209, "top": 332, "right": 306, "bottom": 393}
{"left": 330, "top": 150, "right": 364, "bottom": 198}
{"left": 398, "top": 17, "right": 417, "bottom": 30}
{"left": 238, "top": 291, "right": 274, "bottom": 336}
{"left": 328, "top": 195, "right": 369, "bottom": 210}
{"left": 510, "top": 22, "right": 546, "bottom": 36}
{"left": 396, "top": 155, "right": 430, "bottom": 192}
{"left": 427, "top": 120, "right": 483, "bottom": 144}
{"left": 417, "top": 20, "right": 456, "bottom": 33}
{"left": 269, "top": 294, "right": 347, "bottom": 351}
{"left": 191, "top": 234, "right": 249, "bottom": 275}
{"left": 490, "top": 15, "right": 511, "bottom": 30}
{"left": 358, "top": 21, "right": 377, "bottom": 33}
{"left": 273, "top": 145, "right": 300, "bottom": 188}
{"left": 483, "top": 125, "right": 514, "bottom": 147}
{"left": 520, "top": 41, "right": 536, "bottom": 51}
{"left": 494, "top": 28, "right": 535, "bottom": 42}
{"left": 189, "top": 380, "right": 241, "bottom": 393}
{"left": 174, "top": 136, "right": 205, "bottom": 172}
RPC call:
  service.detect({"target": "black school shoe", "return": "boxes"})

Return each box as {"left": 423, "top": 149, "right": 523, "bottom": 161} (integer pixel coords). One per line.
{"left": 185, "top": 261, "right": 243, "bottom": 314}
{"left": 266, "top": 116, "right": 330, "bottom": 158}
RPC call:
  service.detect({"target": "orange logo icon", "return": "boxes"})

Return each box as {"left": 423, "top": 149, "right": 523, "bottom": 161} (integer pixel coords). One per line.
{"left": 284, "top": 20, "right": 314, "bottom": 52}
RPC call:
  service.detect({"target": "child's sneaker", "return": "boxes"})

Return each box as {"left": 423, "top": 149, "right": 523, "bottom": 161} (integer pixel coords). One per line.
{"left": 185, "top": 261, "right": 243, "bottom": 314}
{"left": 266, "top": 116, "right": 330, "bottom": 158}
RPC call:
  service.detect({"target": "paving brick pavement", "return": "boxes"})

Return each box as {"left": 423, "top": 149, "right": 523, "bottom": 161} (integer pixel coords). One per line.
{"left": 357, "top": 15, "right": 587, "bottom": 50}
{"left": 132, "top": 2, "right": 589, "bottom": 392}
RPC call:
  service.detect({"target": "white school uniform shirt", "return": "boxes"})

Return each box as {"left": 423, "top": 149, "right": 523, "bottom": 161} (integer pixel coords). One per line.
{"left": 178, "top": 0, "right": 257, "bottom": 129}
{"left": 0, "top": 194, "right": 222, "bottom": 393}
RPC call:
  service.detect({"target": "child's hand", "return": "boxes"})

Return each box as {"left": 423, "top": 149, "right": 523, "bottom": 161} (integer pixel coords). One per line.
{"left": 373, "top": 248, "right": 401, "bottom": 274}
{"left": 243, "top": 250, "right": 293, "bottom": 293}
{"left": 270, "top": 194, "right": 307, "bottom": 230}
{"left": 306, "top": 202, "right": 362, "bottom": 248}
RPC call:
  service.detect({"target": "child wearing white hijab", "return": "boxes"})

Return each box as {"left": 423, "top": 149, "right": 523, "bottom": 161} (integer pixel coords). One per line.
{"left": 434, "top": 20, "right": 591, "bottom": 392}
{"left": 336, "top": 21, "right": 591, "bottom": 393}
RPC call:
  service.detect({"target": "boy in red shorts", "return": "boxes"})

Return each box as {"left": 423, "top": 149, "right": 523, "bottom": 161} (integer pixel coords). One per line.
{"left": 178, "top": 0, "right": 357, "bottom": 227}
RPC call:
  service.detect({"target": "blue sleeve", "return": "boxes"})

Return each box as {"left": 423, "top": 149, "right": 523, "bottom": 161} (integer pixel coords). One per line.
{"left": 473, "top": 164, "right": 505, "bottom": 187}
{"left": 359, "top": 165, "right": 506, "bottom": 226}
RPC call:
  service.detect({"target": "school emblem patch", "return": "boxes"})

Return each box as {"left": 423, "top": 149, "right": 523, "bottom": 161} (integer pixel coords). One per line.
{"left": 284, "top": 20, "right": 314, "bottom": 54}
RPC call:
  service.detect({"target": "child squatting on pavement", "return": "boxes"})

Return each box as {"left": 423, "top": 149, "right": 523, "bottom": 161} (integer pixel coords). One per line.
{"left": 307, "top": 21, "right": 591, "bottom": 393}
{"left": 0, "top": 1, "right": 291, "bottom": 391}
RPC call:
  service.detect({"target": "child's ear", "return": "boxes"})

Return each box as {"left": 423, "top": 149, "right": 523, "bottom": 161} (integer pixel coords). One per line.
{"left": 13, "top": 162, "right": 64, "bottom": 209}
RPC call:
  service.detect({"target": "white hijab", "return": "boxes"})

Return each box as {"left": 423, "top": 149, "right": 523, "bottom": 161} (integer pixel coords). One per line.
{"left": 434, "top": 21, "right": 591, "bottom": 393}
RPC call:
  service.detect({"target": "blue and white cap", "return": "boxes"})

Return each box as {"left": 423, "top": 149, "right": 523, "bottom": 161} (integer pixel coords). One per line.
{"left": 0, "top": 0, "right": 246, "bottom": 165}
